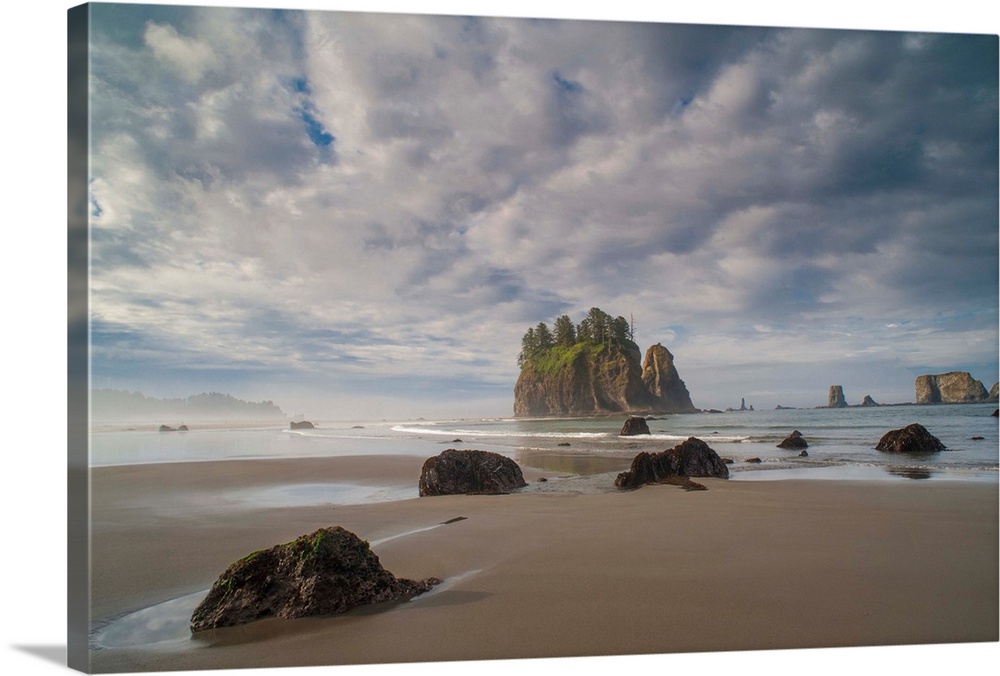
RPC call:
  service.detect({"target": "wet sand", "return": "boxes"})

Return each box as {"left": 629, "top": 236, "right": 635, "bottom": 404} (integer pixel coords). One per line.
{"left": 87, "top": 455, "right": 998, "bottom": 673}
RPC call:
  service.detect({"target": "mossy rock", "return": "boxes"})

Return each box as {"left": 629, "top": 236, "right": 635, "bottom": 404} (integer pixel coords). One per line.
{"left": 190, "top": 527, "right": 439, "bottom": 632}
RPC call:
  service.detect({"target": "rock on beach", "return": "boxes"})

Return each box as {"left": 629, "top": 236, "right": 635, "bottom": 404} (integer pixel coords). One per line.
{"left": 875, "top": 423, "right": 946, "bottom": 454}
{"left": 620, "top": 416, "right": 651, "bottom": 436}
{"left": 190, "top": 527, "right": 440, "bottom": 632}
{"left": 418, "top": 449, "right": 527, "bottom": 496}
{"left": 777, "top": 430, "right": 808, "bottom": 449}
{"left": 615, "top": 437, "right": 729, "bottom": 489}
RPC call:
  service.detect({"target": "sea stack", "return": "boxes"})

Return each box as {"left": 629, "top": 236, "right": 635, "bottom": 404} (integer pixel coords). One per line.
{"left": 915, "top": 372, "right": 990, "bottom": 404}
{"left": 514, "top": 337, "right": 695, "bottom": 416}
{"left": 639, "top": 343, "right": 697, "bottom": 413}
{"left": 828, "top": 386, "right": 847, "bottom": 408}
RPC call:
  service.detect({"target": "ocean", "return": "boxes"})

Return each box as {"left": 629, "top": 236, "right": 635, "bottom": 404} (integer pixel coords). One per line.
{"left": 90, "top": 403, "right": 998, "bottom": 483}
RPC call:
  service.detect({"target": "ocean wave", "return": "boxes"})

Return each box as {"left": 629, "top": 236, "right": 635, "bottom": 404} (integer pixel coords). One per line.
{"left": 281, "top": 429, "right": 389, "bottom": 441}
{"left": 391, "top": 425, "right": 610, "bottom": 439}
{"left": 645, "top": 433, "right": 752, "bottom": 443}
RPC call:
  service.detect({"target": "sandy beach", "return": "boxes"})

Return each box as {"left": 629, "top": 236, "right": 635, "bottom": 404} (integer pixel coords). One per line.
{"left": 86, "top": 454, "right": 998, "bottom": 673}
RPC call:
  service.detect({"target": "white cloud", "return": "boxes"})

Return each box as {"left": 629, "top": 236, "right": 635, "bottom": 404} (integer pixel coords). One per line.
{"left": 144, "top": 22, "right": 219, "bottom": 84}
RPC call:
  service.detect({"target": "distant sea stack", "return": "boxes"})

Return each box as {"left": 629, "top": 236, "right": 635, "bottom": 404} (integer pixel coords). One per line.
{"left": 513, "top": 308, "right": 696, "bottom": 417}
{"left": 915, "top": 372, "right": 991, "bottom": 404}
{"left": 828, "top": 385, "right": 848, "bottom": 408}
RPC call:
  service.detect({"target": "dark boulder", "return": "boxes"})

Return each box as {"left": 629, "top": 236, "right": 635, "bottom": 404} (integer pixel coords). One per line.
{"left": 419, "top": 449, "right": 527, "bottom": 496}
{"left": 615, "top": 437, "right": 729, "bottom": 489}
{"left": 798, "top": 450, "right": 809, "bottom": 457}
{"left": 745, "top": 457, "right": 762, "bottom": 463}
{"left": 190, "top": 527, "right": 439, "bottom": 632}
{"left": 158, "top": 425, "right": 175, "bottom": 432}
{"left": 875, "top": 423, "right": 946, "bottom": 454}
{"left": 290, "top": 420, "right": 315, "bottom": 430}
{"left": 777, "top": 430, "right": 808, "bottom": 449}
{"left": 620, "top": 416, "right": 651, "bottom": 436}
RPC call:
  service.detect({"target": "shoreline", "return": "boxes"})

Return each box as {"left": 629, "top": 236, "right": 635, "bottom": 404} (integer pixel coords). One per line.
{"left": 87, "top": 455, "right": 998, "bottom": 673}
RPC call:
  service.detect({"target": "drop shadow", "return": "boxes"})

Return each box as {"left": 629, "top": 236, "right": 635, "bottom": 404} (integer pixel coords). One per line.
{"left": 10, "top": 645, "right": 66, "bottom": 666}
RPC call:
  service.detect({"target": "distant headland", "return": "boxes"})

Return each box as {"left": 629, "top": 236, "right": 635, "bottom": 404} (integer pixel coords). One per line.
{"left": 91, "top": 389, "right": 286, "bottom": 422}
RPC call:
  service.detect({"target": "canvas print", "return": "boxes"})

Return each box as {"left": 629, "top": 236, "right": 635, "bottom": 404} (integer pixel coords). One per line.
{"left": 68, "top": 2, "right": 999, "bottom": 673}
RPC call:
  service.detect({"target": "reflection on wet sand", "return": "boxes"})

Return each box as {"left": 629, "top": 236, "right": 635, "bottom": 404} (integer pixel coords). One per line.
{"left": 887, "top": 467, "right": 934, "bottom": 480}
{"left": 515, "top": 449, "right": 632, "bottom": 476}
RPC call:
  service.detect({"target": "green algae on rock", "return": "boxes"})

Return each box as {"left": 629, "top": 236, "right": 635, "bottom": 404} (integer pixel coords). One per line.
{"left": 190, "top": 527, "right": 440, "bottom": 632}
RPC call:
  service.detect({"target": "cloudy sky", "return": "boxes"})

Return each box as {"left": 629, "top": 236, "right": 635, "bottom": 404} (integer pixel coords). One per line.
{"left": 82, "top": 1, "right": 998, "bottom": 418}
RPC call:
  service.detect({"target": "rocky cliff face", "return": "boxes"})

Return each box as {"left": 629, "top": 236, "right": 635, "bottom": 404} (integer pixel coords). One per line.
{"left": 514, "top": 341, "right": 695, "bottom": 417}
{"left": 915, "top": 372, "right": 991, "bottom": 404}
{"left": 641, "top": 344, "right": 696, "bottom": 413}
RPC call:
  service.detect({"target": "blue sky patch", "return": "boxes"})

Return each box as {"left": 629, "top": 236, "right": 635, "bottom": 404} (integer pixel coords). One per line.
{"left": 552, "top": 72, "right": 583, "bottom": 93}
{"left": 289, "top": 76, "right": 335, "bottom": 154}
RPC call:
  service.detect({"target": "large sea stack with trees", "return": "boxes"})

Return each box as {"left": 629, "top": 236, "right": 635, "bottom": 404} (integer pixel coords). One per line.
{"left": 513, "top": 307, "right": 696, "bottom": 417}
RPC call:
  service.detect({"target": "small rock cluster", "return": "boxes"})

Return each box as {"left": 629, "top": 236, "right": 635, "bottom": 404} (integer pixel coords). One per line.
{"left": 614, "top": 437, "right": 729, "bottom": 489}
